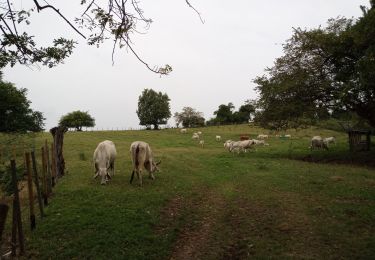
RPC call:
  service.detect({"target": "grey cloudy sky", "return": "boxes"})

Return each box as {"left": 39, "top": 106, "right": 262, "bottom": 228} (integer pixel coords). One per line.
{"left": 3, "top": 0, "right": 370, "bottom": 130}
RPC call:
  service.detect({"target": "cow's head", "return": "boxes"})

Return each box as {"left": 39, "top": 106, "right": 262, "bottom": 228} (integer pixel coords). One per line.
{"left": 146, "top": 160, "right": 161, "bottom": 173}
{"left": 94, "top": 166, "right": 111, "bottom": 185}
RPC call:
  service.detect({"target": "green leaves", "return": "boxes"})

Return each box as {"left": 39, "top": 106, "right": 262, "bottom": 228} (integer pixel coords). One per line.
{"left": 0, "top": 80, "right": 45, "bottom": 133}
{"left": 137, "top": 89, "right": 171, "bottom": 130}
{"left": 254, "top": 5, "right": 375, "bottom": 129}
{"left": 59, "top": 111, "right": 95, "bottom": 131}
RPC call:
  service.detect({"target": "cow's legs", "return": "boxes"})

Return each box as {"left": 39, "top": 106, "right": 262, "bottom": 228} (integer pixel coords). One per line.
{"left": 130, "top": 170, "right": 135, "bottom": 184}
{"left": 137, "top": 170, "right": 143, "bottom": 186}
{"left": 111, "top": 161, "right": 115, "bottom": 176}
{"left": 93, "top": 163, "right": 99, "bottom": 179}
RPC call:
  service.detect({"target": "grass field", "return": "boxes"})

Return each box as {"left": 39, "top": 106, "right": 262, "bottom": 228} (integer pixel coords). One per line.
{"left": 1, "top": 125, "right": 375, "bottom": 259}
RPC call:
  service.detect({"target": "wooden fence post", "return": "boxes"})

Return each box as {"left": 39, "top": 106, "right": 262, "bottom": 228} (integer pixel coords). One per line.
{"left": 50, "top": 143, "right": 56, "bottom": 187}
{"left": 25, "top": 152, "right": 36, "bottom": 230}
{"left": 31, "top": 151, "right": 44, "bottom": 218}
{"left": 50, "top": 126, "right": 68, "bottom": 179}
{"left": 10, "top": 159, "right": 25, "bottom": 256}
{"left": 45, "top": 140, "right": 52, "bottom": 196}
{"left": 41, "top": 147, "right": 48, "bottom": 206}
{"left": 0, "top": 145, "right": 3, "bottom": 163}
{"left": 0, "top": 203, "right": 9, "bottom": 250}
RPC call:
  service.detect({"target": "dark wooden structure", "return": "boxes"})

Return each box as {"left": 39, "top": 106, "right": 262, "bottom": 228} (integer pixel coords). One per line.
{"left": 348, "top": 129, "right": 371, "bottom": 152}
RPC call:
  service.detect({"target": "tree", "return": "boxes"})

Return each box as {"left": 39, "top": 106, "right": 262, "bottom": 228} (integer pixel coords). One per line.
{"left": 136, "top": 89, "right": 171, "bottom": 130}
{"left": 233, "top": 100, "right": 256, "bottom": 124}
{"left": 213, "top": 103, "right": 235, "bottom": 125}
{"left": 0, "top": 75, "right": 44, "bottom": 132}
{"left": 174, "top": 107, "right": 205, "bottom": 128}
{"left": 58, "top": 110, "right": 95, "bottom": 131}
{"left": 0, "top": 1, "right": 201, "bottom": 74}
{"left": 254, "top": 2, "right": 375, "bottom": 129}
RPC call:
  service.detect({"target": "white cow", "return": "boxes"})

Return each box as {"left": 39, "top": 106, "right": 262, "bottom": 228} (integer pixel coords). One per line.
{"left": 197, "top": 131, "right": 202, "bottom": 135}
{"left": 130, "top": 141, "right": 160, "bottom": 186}
{"left": 192, "top": 133, "right": 199, "bottom": 140}
{"left": 310, "top": 136, "right": 328, "bottom": 150}
{"left": 199, "top": 140, "right": 205, "bottom": 148}
{"left": 257, "top": 134, "right": 268, "bottom": 139}
{"left": 252, "top": 139, "right": 267, "bottom": 146}
{"left": 324, "top": 136, "right": 336, "bottom": 145}
{"left": 216, "top": 135, "right": 221, "bottom": 141}
{"left": 93, "top": 140, "right": 117, "bottom": 185}
{"left": 180, "top": 128, "right": 187, "bottom": 134}
{"left": 230, "top": 140, "right": 255, "bottom": 154}
{"left": 284, "top": 134, "right": 291, "bottom": 138}
{"left": 224, "top": 140, "right": 233, "bottom": 151}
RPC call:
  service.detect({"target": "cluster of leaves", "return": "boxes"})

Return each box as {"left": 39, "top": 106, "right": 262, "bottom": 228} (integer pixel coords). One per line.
{"left": 59, "top": 110, "right": 95, "bottom": 131}
{"left": 207, "top": 100, "right": 256, "bottom": 126}
{"left": 136, "top": 89, "right": 171, "bottom": 130}
{"left": 254, "top": 2, "right": 375, "bottom": 130}
{"left": 0, "top": 1, "right": 182, "bottom": 74}
{"left": 0, "top": 2, "right": 76, "bottom": 69}
{"left": 0, "top": 74, "right": 45, "bottom": 132}
{"left": 174, "top": 107, "right": 205, "bottom": 128}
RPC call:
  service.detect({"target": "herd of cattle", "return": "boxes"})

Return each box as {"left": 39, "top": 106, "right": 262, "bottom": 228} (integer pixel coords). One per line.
{"left": 92, "top": 130, "right": 336, "bottom": 185}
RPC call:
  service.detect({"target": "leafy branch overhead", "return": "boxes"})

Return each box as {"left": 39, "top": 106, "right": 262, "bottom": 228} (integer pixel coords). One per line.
{"left": 0, "top": 0, "right": 202, "bottom": 74}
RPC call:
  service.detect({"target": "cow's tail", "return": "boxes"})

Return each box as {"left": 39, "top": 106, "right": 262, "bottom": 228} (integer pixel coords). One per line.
{"left": 135, "top": 144, "right": 140, "bottom": 167}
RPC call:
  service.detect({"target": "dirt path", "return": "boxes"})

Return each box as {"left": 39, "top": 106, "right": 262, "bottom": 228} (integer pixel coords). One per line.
{"left": 155, "top": 185, "right": 327, "bottom": 259}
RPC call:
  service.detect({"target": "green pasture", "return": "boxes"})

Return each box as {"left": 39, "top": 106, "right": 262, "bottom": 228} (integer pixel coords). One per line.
{"left": 0, "top": 125, "right": 374, "bottom": 259}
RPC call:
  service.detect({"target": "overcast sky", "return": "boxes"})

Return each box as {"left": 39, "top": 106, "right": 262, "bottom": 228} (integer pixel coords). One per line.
{"left": 3, "top": 0, "right": 370, "bottom": 130}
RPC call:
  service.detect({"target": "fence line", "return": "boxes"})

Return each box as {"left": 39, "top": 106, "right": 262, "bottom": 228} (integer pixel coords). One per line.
{"left": 0, "top": 140, "right": 58, "bottom": 257}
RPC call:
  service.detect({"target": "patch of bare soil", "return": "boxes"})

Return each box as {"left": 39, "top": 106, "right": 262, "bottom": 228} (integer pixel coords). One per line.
{"left": 157, "top": 188, "right": 339, "bottom": 259}
{"left": 218, "top": 193, "right": 327, "bottom": 259}
{"left": 159, "top": 190, "right": 226, "bottom": 260}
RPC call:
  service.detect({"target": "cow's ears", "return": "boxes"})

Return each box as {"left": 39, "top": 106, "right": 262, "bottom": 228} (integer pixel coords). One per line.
{"left": 93, "top": 172, "right": 99, "bottom": 179}
{"left": 156, "top": 160, "right": 161, "bottom": 166}
{"left": 106, "top": 173, "right": 112, "bottom": 179}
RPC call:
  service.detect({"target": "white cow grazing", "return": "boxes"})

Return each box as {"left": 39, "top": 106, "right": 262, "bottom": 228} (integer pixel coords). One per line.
{"left": 216, "top": 135, "right": 221, "bottom": 141}
{"left": 180, "top": 128, "right": 187, "bottom": 134}
{"left": 230, "top": 140, "right": 255, "bottom": 154}
{"left": 192, "top": 133, "right": 199, "bottom": 140}
{"left": 284, "top": 134, "right": 291, "bottom": 138}
{"left": 310, "top": 136, "right": 328, "bottom": 150}
{"left": 197, "top": 131, "right": 202, "bottom": 135}
{"left": 324, "top": 136, "right": 336, "bottom": 145}
{"left": 199, "top": 140, "right": 205, "bottom": 148}
{"left": 93, "top": 140, "right": 117, "bottom": 185}
{"left": 252, "top": 139, "right": 267, "bottom": 146}
{"left": 257, "top": 134, "right": 268, "bottom": 139}
{"left": 130, "top": 141, "right": 160, "bottom": 186}
{"left": 224, "top": 140, "right": 233, "bottom": 151}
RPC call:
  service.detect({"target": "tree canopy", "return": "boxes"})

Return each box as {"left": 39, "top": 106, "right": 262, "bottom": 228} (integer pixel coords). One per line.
{"left": 207, "top": 101, "right": 255, "bottom": 126}
{"left": 0, "top": 1, "right": 201, "bottom": 74}
{"left": 58, "top": 110, "right": 95, "bottom": 131}
{"left": 254, "top": 2, "right": 375, "bottom": 130}
{"left": 174, "top": 107, "right": 205, "bottom": 128}
{"left": 0, "top": 74, "right": 44, "bottom": 132}
{"left": 136, "top": 89, "right": 171, "bottom": 130}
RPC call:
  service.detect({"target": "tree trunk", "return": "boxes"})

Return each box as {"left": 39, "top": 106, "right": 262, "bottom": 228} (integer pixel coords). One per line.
{"left": 153, "top": 124, "right": 159, "bottom": 130}
{"left": 50, "top": 126, "right": 68, "bottom": 179}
